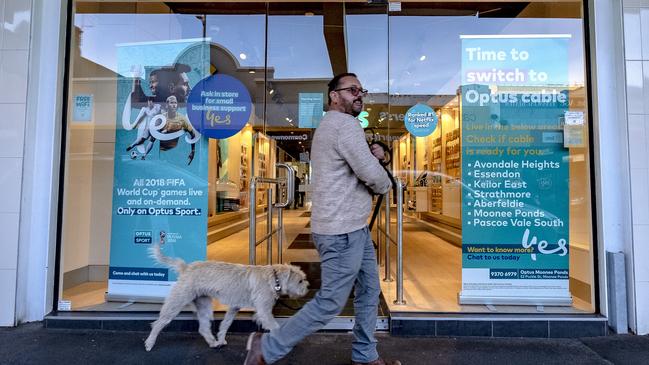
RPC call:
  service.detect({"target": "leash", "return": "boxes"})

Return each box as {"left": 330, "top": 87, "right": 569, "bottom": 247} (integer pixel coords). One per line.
{"left": 366, "top": 131, "right": 397, "bottom": 234}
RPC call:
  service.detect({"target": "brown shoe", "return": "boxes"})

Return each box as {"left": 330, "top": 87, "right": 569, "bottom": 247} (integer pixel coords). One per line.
{"left": 243, "top": 332, "right": 266, "bottom": 365}
{"left": 351, "top": 358, "right": 401, "bottom": 365}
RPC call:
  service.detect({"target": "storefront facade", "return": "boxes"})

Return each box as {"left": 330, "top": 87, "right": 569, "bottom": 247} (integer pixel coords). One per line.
{"left": 1, "top": 0, "right": 648, "bottom": 335}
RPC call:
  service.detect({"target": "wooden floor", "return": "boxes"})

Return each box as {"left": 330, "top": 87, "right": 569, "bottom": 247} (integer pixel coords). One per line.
{"left": 63, "top": 207, "right": 592, "bottom": 314}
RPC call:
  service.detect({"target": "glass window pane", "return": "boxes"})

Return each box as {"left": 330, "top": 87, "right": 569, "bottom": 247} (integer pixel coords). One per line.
{"left": 387, "top": 1, "right": 594, "bottom": 313}
{"left": 62, "top": 1, "right": 266, "bottom": 311}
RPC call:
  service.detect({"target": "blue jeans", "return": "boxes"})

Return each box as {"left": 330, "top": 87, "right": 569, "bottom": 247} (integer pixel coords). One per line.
{"left": 261, "top": 226, "right": 381, "bottom": 363}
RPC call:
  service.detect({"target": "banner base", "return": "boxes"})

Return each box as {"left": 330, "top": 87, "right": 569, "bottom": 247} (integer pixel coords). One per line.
{"left": 458, "top": 293, "right": 573, "bottom": 306}
{"left": 105, "top": 293, "right": 166, "bottom": 304}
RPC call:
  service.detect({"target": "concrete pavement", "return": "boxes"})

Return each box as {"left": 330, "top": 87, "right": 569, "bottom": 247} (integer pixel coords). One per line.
{"left": 1, "top": 323, "right": 648, "bottom": 364}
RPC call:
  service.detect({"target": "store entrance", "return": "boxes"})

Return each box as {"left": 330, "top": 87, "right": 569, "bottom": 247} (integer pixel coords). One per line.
{"left": 60, "top": 0, "right": 596, "bottom": 320}
{"left": 203, "top": 2, "right": 395, "bottom": 324}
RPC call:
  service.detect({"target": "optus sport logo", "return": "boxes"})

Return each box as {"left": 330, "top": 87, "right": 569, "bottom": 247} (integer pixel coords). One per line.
{"left": 134, "top": 231, "right": 152, "bottom": 244}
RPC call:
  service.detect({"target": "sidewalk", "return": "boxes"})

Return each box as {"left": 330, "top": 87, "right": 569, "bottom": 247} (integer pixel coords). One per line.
{"left": 1, "top": 323, "right": 648, "bottom": 364}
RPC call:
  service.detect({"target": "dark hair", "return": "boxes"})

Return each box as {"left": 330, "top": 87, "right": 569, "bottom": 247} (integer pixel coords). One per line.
{"left": 148, "top": 65, "right": 191, "bottom": 103}
{"left": 327, "top": 72, "right": 357, "bottom": 105}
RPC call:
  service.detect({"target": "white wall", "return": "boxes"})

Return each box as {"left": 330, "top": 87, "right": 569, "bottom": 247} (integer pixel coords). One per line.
{"left": 13, "top": 0, "right": 66, "bottom": 325}
{"left": 589, "top": 0, "right": 635, "bottom": 330}
{"left": 0, "top": 0, "right": 33, "bottom": 327}
{"left": 622, "top": 0, "right": 649, "bottom": 334}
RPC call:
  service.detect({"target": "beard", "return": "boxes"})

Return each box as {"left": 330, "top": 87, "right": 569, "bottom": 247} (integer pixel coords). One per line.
{"left": 344, "top": 98, "right": 363, "bottom": 117}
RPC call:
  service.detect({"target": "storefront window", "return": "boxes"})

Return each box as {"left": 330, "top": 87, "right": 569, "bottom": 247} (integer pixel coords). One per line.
{"left": 60, "top": 1, "right": 595, "bottom": 315}
{"left": 382, "top": 2, "right": 594, "bottom": 313}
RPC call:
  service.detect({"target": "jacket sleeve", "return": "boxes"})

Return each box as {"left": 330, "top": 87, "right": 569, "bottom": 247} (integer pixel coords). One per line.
{"left": 336, "top": 118, "right": 392, "bottom": 195}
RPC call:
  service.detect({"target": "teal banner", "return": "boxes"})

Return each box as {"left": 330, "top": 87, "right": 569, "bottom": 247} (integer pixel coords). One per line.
{"left": 459, "top": 35, "right": 572, "bottom": 305}
{"left": 298, "top": 93, "right": 324, "bottom": 128}
{"left": 108, "top": 39, "right": 210, "bottom": 301}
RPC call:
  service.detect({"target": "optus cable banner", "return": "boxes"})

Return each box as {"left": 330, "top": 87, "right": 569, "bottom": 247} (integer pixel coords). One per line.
{"left": 459, "top": 35, "right": 572, "bottom": 305}
{"left": 108, "top": 39, "right": 210, "bottom": 302}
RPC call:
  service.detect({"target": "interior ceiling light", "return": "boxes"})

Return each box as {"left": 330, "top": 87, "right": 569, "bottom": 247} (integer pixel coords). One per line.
{"left": 239, "top": 53, "right": 247, "bottom": 60}
{"left": 249, "top": 70, "right": 255, "bottom": 74}
{"left": 269, "top": 89, "right": 274, "bottom": 95}
{"left": 419, "top": 55, "right": 426, "bottom": 61}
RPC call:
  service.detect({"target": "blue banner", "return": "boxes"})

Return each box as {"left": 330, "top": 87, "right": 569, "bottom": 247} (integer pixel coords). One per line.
{"left": 404, "top": 103, "right": 438, "bottom": 137}
{"left": 298, "top": 93, "right": 324, "bottom": 128}
{"left": 459, "top": 35, "right": 572, "bottom": 305}
{"left": 187, "top": 74, "right": 252, "bottom": 139}
{"left": 108, "top": 39, "right": 210, "bottom": 301}
{"left": 73, "top": 94, "right": 93, "bottom": 122}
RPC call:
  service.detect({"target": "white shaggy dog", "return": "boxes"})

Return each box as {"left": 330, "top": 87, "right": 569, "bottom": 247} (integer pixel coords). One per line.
{"left": 144, "top": 244, "right": 309, "bottom": 352}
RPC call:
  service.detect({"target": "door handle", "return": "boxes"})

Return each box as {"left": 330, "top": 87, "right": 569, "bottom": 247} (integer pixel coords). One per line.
{"left": 275, "top": 163, "right": 294, "bottom": 208}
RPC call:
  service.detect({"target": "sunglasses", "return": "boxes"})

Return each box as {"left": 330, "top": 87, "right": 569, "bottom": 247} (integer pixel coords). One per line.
{"left": 334, "top": 86, "right": 368, "bottom": 97}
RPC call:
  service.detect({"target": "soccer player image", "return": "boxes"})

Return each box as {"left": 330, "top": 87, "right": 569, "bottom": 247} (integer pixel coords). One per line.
{"left": 125, "top": 96, "right": 161, "bottom": 155}
{"left": 144, "top": 95, "right": 200, "bottom": 165}
{"left": 129, "top": 63, "right": 191, "bottom": 105}
{"left": 170, "top": 71, "right": 191, "bottom": 103}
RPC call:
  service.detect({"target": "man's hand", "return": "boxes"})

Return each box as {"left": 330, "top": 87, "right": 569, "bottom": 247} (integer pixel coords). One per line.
{"left": 370, "top": 143, "right": 385, "bottom": 161}
{"left": 187, "top": 151, "right": 195, "bottom": 165}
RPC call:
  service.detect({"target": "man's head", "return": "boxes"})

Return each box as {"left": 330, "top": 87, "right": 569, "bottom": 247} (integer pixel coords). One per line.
{"left": 327, "top": 73, "right": 367, "bottom": 117}
{"left": 149, "top": 71, "right": 160, "bottom": 96}
{"left": 166, "top": 95, "right": 178, "bottom": 114}
{"left": 172, "top": 72, "right": 191, "bottom": 101}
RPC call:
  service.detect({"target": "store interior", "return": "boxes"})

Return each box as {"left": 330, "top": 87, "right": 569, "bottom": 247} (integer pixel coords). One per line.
{"left": 60, "top": 0, "right": 596, "bottom": 315}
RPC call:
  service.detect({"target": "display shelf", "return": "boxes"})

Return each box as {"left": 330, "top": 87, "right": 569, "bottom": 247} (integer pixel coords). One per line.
{"left": 240, "top": 144, "right": 249, "bottom": 207}
{"left": 430, "top": 185, "right": 443, "bottom": 213}
{"left": 444, "top": 128, "right": 461, "bottom": 178}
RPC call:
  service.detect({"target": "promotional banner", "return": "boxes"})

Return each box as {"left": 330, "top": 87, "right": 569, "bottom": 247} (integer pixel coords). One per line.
{"left": 459, "top": 35, "right": 572, "bottom": 305}
{"left": 108, "top": 39, "right": 210, "bottom": 302}
{"left": 298, "top": 92, "right": 324, "bottom": 128}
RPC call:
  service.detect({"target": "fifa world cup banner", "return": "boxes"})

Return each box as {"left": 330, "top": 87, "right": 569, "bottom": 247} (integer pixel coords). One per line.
{"left": 107, "top": 39, "right": 210, "bottom": 302}
{"left": 459, "top": 35, "right": 572, "bottom": 306}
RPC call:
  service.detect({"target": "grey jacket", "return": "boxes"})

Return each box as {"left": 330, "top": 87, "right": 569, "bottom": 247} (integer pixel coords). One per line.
{"left": 310, "top": 110, "right": 392, "bottom": 235}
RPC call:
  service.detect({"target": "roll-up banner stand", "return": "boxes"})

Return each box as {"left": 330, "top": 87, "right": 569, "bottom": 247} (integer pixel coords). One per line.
{"left": 459, "top": 35, "right": 572, "bottom": 306}
{"left": 107, "top": 39, "right": 210, "bottom": 302}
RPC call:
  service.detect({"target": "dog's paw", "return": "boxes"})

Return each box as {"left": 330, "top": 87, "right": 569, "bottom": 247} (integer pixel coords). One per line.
{"left": 144, "top": 339, "right": 155, "bottom": 352}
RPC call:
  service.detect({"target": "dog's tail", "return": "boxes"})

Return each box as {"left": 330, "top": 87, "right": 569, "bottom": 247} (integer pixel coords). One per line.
{"left": 149, "top": 243, "right": 187, "bottom": 274}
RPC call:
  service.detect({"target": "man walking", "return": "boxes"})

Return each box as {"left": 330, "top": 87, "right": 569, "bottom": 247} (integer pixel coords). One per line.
{"left": 244, "top": 73, "right": 400, "bottom": 365}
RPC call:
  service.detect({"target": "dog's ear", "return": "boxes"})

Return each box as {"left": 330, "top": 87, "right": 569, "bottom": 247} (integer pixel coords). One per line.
{"left": 280, "top": 265, "right": 302, "bottom": 285}
{"left": 281, "top": 265, "right": 294, "bottom": 284}
{"left": 287, "top": 265, "right": 306, "bottom": 284}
